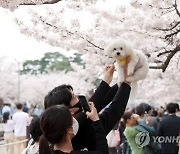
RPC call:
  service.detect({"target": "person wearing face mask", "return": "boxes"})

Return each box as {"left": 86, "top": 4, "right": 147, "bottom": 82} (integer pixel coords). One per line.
{"left": 44, "top": 64, "right": 131, "bottom": 150}
{"left": 39, "top": 103, "right": 109, "bottom": 154}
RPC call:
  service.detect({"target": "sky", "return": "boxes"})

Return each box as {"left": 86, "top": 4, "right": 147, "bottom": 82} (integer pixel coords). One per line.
{"left": 0, "top": 8, "right": 66, "bottom": 62}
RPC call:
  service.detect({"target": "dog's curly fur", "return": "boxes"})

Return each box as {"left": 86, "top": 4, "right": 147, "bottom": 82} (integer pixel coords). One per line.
{"left": 105, "top": 39, "right": 149, "bottom": 102}
{"left": 105, "top": 39, "right": 149, "bottom": 85}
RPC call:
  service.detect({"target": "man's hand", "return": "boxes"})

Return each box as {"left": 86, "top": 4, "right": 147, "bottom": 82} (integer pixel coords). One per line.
{"left": 86, "top": 102, "right": 99, "bottom": 122}
{"left": 146, "top": 116, "right": 151, "bottom": 125}
{"left": 103, "top": 65, "right": 115, "bottom": 84}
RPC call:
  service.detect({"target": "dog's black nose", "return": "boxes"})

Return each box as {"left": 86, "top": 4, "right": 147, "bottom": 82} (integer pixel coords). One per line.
{"left": 116, "top": 52, "right": 120, "bottom": 55}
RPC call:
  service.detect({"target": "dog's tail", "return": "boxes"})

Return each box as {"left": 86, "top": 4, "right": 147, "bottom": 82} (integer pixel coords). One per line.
{"left": 129, "top": 81, "right": 138, "bottom": 104}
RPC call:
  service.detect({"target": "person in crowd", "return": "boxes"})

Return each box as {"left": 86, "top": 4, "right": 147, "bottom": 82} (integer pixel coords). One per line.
{"left": 33, "top": 104, "right": 43, "bottom": 117}
{"left": 136, "top": 103, "right": 159, "bottom": 130}
{"left": 157, "top": 103, "right": 180, "bottom": 154}
{"left": 135, "top": 104, "right": 145, "bottom": 119}
{"left": 123, "top": 111, "right": 143, "bottom": 154}
{"left": 2, "top": 103, "right": 12, "bottom": 115}
{"left": 123, "top": 111, "right": 159, "bottom": 154}
{"left": 174, "top": 103, "right": 180, "bottom": 117}
{"left": 44, "top": 65, "right": 131, "bottom": 150}
{"left": 152, "top": 108, "right": 158, "bottom": 117}
{"left": 118, "top": 118, "right": 131, "bottom": 154}
{"left": 157, "top": 106, "right": 165, "bottom": 121}
{"left": 22, "top": 102, "right": 29, "bottom": 113}
{"left": 22, "top": 117, "right": 42, "bottom": 154}
{"left": 143, "top": 103, "right": 159, "bottom": 130}
{"left": 12, "top": 103, "right": 30, "bottom": 154}
{"left": 39, "top": 104, "right": 109, "bottom": 154}
{"left": 2, "top": 112, "right": 14, "bottom": 154}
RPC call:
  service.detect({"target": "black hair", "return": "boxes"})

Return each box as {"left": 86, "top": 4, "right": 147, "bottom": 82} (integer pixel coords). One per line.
{"left": 29, "top": 117, "right": 42, "bottom": 142}
{"left": 174, "top": 103, "right": 179, "bottom": 111}
{"left": 135, "top": 104, "right": 145, "bottom": 116}
{"left": 166, "top": 103, "right": 176, "bottom": 114}
{"left": 142, "top": 103, "right": 152, "bottom": 113}
{"left": 39, "top": 105, "right": 73, "bottom": 154}
{"left": 16, "top": 103, "right": 23, "bottom": 109}
{"left": 44, "top": 84, "right": 73, "bottom": 109}
{"left": 152, "top": 110, "right": 158, "bottom": 117}
{"left": 3, "top": 112, "right": 10, "bottom": 123}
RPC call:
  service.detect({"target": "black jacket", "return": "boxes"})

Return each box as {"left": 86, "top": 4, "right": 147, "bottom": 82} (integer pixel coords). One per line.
{"left": 72, "top": 81, "right": 131, "bottom": 150}
{"left": 51, "top": 120, "right": 108, "bottom": 154}
{"left": 157, "top": 114, "right": 180, "bottom": 154}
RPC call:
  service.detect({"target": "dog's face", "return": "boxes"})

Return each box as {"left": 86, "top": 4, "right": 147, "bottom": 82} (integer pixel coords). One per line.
{"left": 105, "top": 39, "right": 133, "bottom": 60}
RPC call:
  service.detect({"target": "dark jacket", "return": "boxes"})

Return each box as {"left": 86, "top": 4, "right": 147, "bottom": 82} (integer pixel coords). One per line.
{"left": 157, "top": 114, "right": 180, "bottom": 154}
{"left": 51, "top": 120, "right": 108, "bottom": 154}
{"left": 72, "top": 81, "right": 131, "bottom": 150}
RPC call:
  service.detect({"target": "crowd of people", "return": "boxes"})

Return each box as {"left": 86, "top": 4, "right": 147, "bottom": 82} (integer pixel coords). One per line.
{"left": 0, "top": 64, "right": 179, "bottom": 154}
{"left": 0, "top": 99, "right": 43, "bottom": 154}
{"left": 117, "top": 102, "right": 180, "bottom": 154}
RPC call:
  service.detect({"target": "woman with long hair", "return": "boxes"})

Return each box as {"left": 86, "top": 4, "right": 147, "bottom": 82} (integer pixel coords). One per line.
{"left": 39, "top": 103, "right": 108, "bottom": 154}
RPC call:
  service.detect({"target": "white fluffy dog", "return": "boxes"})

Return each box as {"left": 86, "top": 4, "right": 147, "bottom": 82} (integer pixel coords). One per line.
{"left": 105, "top": 39, "right": 149, "bottom": 101}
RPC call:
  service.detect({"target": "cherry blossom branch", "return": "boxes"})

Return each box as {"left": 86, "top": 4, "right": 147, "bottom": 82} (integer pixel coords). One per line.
{"left": 165, "top": 29, "right": 180, "bottom": 40}
{"left": 154, "top": 21, "right": 180, "bottom": 31}
{"left": 19, "top": 0, "right": 62, "bottom": 5}
{"left": 75, "top": 33, "right": 104, "bottom": 51}
{"left": 150, "top": 45, "right": 180, "bottom": 72}
{"left": 45, "top": 21, "right": 104, "bottom": 51}
{"left": 157, "top": 50, "right": 172, "bottom": 57}
{"left": 173, "top": 0, "right": 180, "bottom": 17}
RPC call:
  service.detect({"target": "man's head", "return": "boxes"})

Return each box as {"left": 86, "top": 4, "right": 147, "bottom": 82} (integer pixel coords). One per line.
{"left": 166, "top": 103, "right": 176, "bottom": 114}
{"left": 44, "top": 84, "right": 81, "bottom": 115}
{"left": 142, "top": 103, "right": 152, "bottom": 115}
{"left": 16, "top": 103, "right": 23, "bottom": 110}
{"left": 135, "top": 104, "right": 145, "bottom": 117}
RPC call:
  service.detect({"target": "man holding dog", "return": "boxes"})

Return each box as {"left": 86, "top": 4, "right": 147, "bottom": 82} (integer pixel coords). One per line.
{"left": 44, "top": 64, "right": 131, "bottom": 150}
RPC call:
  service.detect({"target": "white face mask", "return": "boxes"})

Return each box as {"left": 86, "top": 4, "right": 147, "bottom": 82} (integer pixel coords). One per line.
{"left": 72, "top": 117, "right": 79, "bottom": 136}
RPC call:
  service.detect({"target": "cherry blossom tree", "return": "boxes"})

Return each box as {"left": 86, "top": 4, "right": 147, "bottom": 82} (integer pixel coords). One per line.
{"left": 0, "top": 0, "right": 61, "bottom": 11}
{"left": 20, "top": 71, "right": 95, "bottom": 104}
{"left": 129, "top": 0, "right": 180, "bottom": 72}
{"left": 0, "top": 0, "right": 179, "bottom": 105}
{"left": 0, "top": 0, "right": 97, "bottom": 11}
{"left": 0, "top": 57, "right": 95, "bottom": 104}
{"left": 0, "top": 57, "right": 18, "bottom": 100}
{"left": 137, "top": 59, "right": 180, "bottom": 106}
{"left": 11, "top": 0, "right": 179, "bottom": 71}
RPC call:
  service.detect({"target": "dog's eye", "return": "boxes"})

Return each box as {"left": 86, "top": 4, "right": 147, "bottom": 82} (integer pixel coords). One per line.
{"left": 114, "top": 48, "right": 116, "bottom": 50}
{"left": 120, "top": 47, "right": 123, "bottom": 50}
